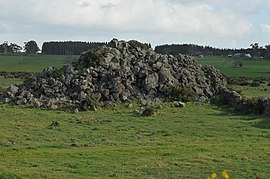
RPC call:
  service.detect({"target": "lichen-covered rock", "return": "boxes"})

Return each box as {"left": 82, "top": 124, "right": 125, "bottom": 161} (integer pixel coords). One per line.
{"left": 0, "top": 39, "right": 228, "bottom": 111}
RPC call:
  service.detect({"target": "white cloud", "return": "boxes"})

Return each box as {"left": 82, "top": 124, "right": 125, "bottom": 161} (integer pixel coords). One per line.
{"left": 0, "top": 0, "right": 252, "bottom": 40}
{"left": 261, "top": 24, "right": 270, "bottom": 34}
{"left": 4, "top": 0, "right": 268, "bottom": 48}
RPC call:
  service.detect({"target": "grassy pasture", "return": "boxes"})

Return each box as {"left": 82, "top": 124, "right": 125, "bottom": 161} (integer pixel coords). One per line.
{"left": 230, "top": 81, "right": 270, "bottom": 99}
{"left": 0, "top": 104, "right": 269, "bottom": 178}
{"left": 196, "top": 56, "right": 270, "bottom": 99}
{"left": 0, "top": 55, "right": 68, "bottom": 72}
{"left": 196, "top": 56, "right": 270, "bottom": 78}
{"left": 0, "top": 54, "right": 269, "bottom": 178}
{"left": 1, "top": 55, "right": 269, "bottom": 77}
{"left": 0, "top": 77, "right": 23, "bottom": 92}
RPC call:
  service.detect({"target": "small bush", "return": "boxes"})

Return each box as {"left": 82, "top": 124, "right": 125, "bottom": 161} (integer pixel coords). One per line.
{"left": 168, "top": 85, "right": 197, "bottom": 102}
{"left": 142, "top": 108, "right": 155, "bottom": 116}
{"left": 233, "top": 60, "right": 243, "bottom": 68}
{"left": 251, "top": 80, "right": 260, "bottom": 87}
{"left": 227, "top": 77, "right": 249, "bottom": 86}
{"left": 87, "top": 93, "right": 100, "bottom": 109}
{"left": 54, "top": 67, "right": 65, "bottom": 78}
{"left": 239, "top": 81, "right": 250, "bottom": 86}
{"left": 77, "top": 48, "right": 108, "bottom": 69}
{"left": 211, "top": 95, "right": 226, "bottom": 106}
{"left": 78, "top": 94, "right": 100, "bottom": 111}
{"left": 128, "top": 40, "right": 151, "bottom": 50}
{"left": 235, "top": 89, "right": 244, "bottom": 96}
{"left": 235, "top": 98, "right": 259, "bottom": 114}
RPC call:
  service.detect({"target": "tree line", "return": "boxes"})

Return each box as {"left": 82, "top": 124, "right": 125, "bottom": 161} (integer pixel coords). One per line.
{"left": 0, "top": 40, "right": 40, "bottom": 55}
{"left": 41, "top": 41, "right": 106, "bottom": 55}
{"left": 0, "top": 40, "right": 106, "bottom": 56}
{"left": 155, "top": 43, "right": 270, "bottom": 58}
{"left": 0, "top": 41, "right": 22, "bottom": 54}
{"left": 2, "top": 39, "right": 270, "bottom": 58}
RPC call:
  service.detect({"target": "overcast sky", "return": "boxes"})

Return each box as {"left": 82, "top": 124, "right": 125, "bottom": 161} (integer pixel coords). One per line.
{"left": 1, "top": 0, "right": 270, "bottom": 48}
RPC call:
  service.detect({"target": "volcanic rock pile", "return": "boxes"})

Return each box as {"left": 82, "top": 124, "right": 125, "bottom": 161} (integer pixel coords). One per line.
{"left": 0, "top": 39, "right": 228, "bottom": 111}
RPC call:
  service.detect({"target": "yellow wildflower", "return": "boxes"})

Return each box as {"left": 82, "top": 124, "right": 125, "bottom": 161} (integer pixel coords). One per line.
{"left": 222, "top": 170, "right": 229, "bottom": 179}
{"left": 211, "top": 172, "right": 218, "bottom": 179}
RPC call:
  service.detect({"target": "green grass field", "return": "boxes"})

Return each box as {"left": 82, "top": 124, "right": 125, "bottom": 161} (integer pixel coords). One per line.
{"left": 0, "top": 104, "right": 269, "bottom": 178}
{"left": 0, "top": 77, "right": 23, "bottom": 91}
{"left": 1, "top": 55, "right": 269, "bottom": 78}
{"left": 230, "top": 81, "right": 270, "bottom": 99}
{"left": 0, "top": 55, "right": 269, "bottom": 178}
{"left": 196, "top": 56, "right": 270, "bottom": 99}
{"left": 196, "top": 56, "right": 270, "bottom": 78}
{"left": 0, "top": 55, "right": 69, "bottom": 72}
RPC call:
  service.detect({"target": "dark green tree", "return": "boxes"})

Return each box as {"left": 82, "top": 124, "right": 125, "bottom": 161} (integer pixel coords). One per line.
{"left": 265, "top": 45, "right": 270, "bottom": 58}
{"left": 0, "top": 44, "right": 4, "bottom": 53}
{"left": 24, "top": 40, "right": 40, "bottom": 54}
{"left": 0, "top": 42, "right": 22, "bottom": 54}
{"left": 250, "top": 43, "right": 259, "bottom": 58}
{"left": 9, "top": 43, "right": 22, "bottom": 53}
{"left": 0, "top": 41, "right": 9, "bottom": 54}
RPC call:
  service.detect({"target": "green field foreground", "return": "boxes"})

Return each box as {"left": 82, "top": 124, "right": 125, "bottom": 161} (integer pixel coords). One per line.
{"left": 0, "top": 54, "right": 270, "bottom": 178}
{"left": 0, "top": 103, "right": 269, "bottom": 178}
{"left": 196, "top": 56, "right": 270, "bottom": 78}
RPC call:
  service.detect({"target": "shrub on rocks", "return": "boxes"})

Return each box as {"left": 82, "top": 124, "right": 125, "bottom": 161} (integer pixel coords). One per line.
{"left": 142, "top": 108, "right": 155, "bottom": 116}
{"left": 168, "top": 85, "right": 197, "bottom": 102}
{"left": 251, "top": 80, "right": 260, "bottom": 87}
{"left": 128, "top": 40, "right": 151, "bottom": 50}
{"left": 76, "top": 48, "right": 106, "bottom": 69}
{"left": 235, "top": 98, "right": 259, "bottom": 114}
{"left": 217, "top": 89, "right": 270, "bottom": 116}
{"left": 77, "top": 94, "right": 99, "bottom": 111}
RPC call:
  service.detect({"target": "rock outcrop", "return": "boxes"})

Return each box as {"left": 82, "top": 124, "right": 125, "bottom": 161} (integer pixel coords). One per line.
{"left": 0, "top": 39, "right": 228, "bottom": 111}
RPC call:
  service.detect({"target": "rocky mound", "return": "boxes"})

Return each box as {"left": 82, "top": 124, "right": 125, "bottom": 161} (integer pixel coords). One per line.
{"left": 0, "top": 39, "right": 228, "bottom": 111}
